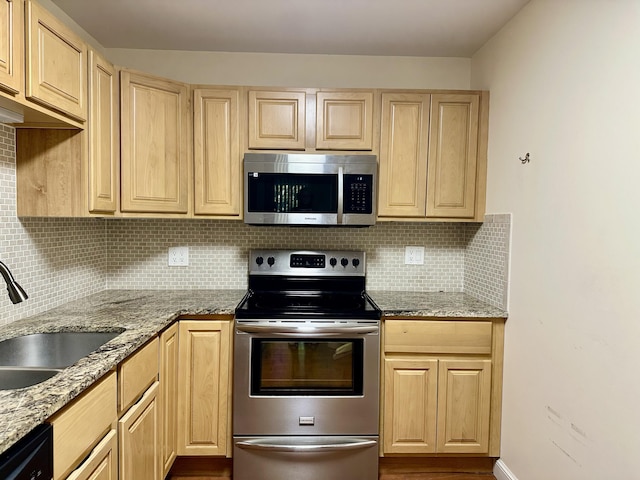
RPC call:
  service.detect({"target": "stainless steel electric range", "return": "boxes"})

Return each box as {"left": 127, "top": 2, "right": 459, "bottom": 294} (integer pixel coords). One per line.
{"left": 233, "top": 249, "right": 381, "bottom": 480}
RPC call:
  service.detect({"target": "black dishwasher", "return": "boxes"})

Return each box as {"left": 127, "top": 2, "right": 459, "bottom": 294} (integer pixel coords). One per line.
{"left": 0, "top": 423, "right": 53, "bottom": 480}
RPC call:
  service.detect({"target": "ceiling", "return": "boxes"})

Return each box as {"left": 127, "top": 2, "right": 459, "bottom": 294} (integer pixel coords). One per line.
{"left": 50, "top": 0, "right": 530, "bottom": 57}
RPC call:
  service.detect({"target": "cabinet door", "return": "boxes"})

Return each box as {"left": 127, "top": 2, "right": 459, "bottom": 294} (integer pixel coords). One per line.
{"left": 25, "top": 0, "right": 87, "bottom": 121}
{"left": 437, "top": 359, "right": 491, "bottom": 454}
{"left": 120, "top": 71, "right": 189, "bottom": 213}
{"left": 383, "top": 357, "right": 438, "bottom": 454}
{"left": 160, "top": 323, "right": 179, "bottom": 477}
{"left": 0, "top": 0, "right": 22, "bottom": 95}
{"left": 426, "top": 94, "right": 479, "bottom": 219}
{"left": 316, "top": 91, "right": 373, "bottom": 150}
{"left": 119, "top": 381, "right": 161, "bottom": 480}
{"left": 66, "top": 429, "right": 117, "bottom": 480}
{"left": 248, "top": 90, "right": 306, "bottom": 150}
{"left": 88, "top": 50, "right": 117, "bottom": 213}
{"left": 177, "top": 320, "right": 231, "bottom": 456}
{"left": 193, "top": 88, "right": 241, "bottom": 216}
{"left": 378, "top": 93, "right": 430, "bottom": 217}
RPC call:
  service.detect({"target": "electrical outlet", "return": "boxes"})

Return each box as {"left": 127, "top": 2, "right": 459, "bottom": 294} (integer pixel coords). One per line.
{"left": 404, "top": 246, "right": 425, "bottom": 265}
{"left": 168, "top": 246, "right": 189, "bottom": 266}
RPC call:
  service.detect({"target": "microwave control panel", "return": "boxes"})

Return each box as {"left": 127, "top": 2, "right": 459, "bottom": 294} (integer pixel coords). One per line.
{"left": 343, "top": 174, "right": 373, "bottom": 214}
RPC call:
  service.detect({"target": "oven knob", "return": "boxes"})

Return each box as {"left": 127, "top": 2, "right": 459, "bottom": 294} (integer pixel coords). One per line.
{"left": 340, "top": 257, "right": 348, "bottom": 267}
{"left": 256, "top": 256, "right": 264, "bottom": 266}
{"left": 329, "top": 257, "right": 337, "bottom": 267}
{"left": 352, "top": 258, "right": 360, "bottom": 268}
{"left": 267, "top": 256, "right": 276, "bottom": 267}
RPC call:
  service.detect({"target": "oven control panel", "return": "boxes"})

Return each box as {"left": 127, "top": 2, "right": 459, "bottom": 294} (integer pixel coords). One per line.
{"left": 250, "top": 250, "right": 366, "bottom": 276}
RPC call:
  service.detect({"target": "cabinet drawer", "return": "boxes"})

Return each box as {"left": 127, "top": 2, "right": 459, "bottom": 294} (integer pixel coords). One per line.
{"left": 48, "top": 371, "right": 117, "bottom": 480}
{"left": 66, "top": 429, "right": 117, "bottom": 480}
{"left": 384, "top": 320, "right": 492, "bottom": 355}
{"left": 118, "top": 338, "right": 159, "bottom": 414}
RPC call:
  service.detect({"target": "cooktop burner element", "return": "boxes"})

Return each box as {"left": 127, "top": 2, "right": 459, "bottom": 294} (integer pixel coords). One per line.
{"left": 235, "top": 250, "right": 381, "bottom": 321}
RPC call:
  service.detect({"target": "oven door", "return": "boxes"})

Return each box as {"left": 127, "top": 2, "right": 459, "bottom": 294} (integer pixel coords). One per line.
{"left": 233, "top": 321, "right": 380, "bottom": 436}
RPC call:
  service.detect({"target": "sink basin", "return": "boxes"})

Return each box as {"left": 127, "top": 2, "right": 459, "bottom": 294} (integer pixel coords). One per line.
{"left": 0, "top": 331, "right": 122, "bottom": 369}
{"left": 0, "top": 367, "right": 62, "bottom": 390}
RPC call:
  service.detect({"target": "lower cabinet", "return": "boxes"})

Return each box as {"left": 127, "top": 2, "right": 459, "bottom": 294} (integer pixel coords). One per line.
{"left": 119, "top": 381, "right": 161, "bottom": 480}
{"left": 160, "top": 323, "right": 179, "bottom": 476}
{"left": 383, "top": 357, "right": 491, "bottom": 454}
{"left": 382, "top": 319, "right": 503, "bottom": 457}
{"left": 177, "top": 319, "right": 232, "bottom": 456}
{"left": 66, "top": 429, "right": 118, "bottom": 480}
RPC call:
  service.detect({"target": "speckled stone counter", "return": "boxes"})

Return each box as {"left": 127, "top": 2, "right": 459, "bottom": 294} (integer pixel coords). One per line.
{"left": 0, "top": 289, "right": 245, "bottom": 455}
{"left": 0, "top": 288, "right": 506, "bottom": 455}
{"left": 370, "top": 291, "right": 508, "bottom": 318}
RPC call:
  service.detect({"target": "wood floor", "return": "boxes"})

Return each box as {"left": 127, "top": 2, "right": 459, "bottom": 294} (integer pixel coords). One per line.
{"left": 167, "top": 457, "right": 497, "bottom": 480}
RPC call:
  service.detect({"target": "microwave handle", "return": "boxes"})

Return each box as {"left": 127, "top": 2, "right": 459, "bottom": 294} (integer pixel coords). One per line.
{"left": 235, "top": 324, "right": 378, "bottom": 335}
{"left": 236, "top": 438, "right": 377, "bottom": 453}
{"left": 337, "top": 166, "right": 344, "bottom": 224}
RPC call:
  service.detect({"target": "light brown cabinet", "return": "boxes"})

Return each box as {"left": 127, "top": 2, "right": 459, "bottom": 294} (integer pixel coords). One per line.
{"left": 0, "top": 0, "right": 23, "bottom": 95}
{"left": 378, "top": 91, "right": 488, "bottom": 222}
{"left": 25, "top": 0, "right": 87, "bottom": 121}
{"left": 16, "top": 49, "right": 117, "bottom": 217}
{"left": 120, "top": 70, "right": 190, "bottom": 214}
{"left": 66, "top": 429, "right": 118, "bottom": 480}
{"left": 117, "top": 338, "right": 161, "bottom": 480}
{"left": 88, "top": 50, "right": 118, "bottom": 213}
{"left": 248, "top": 89, "right": 306, "bottom": 150}
{"left": 160, "top": 323, "right": 179, "bottom": 477}
{"left": 177, "top": 319, "right": 232, "bottom": 456}
{"left": 248, "top": 88, "right": 375, "bottom": 151}
{"left": 316, "top": 91, "right": 374, "bottom": 150}
{"left": 193, "top": 87, "right": 242, "bottom": 216}
{"left": 48, "top": 371, "right": 117, "bottom": 480}
{"left": 382, "top": 319, "right": 503, "bottom": 456}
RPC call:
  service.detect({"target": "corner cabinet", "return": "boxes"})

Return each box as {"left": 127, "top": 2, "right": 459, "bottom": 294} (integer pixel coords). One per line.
{"left": 378, "top": 91, "right": 488, "bottom": 222}
{"left": 177, "top": 319, "right": 232, "bottom": 456}
{"left": 25, "top": 0, "right": 87, "bottom": 121}
{"left": 0, "top": 0, "right": 23, "bottom": 95}
{"left": 120, "top": 70, "right": 190, "bottom": 214}
{"left": 382, "top": 319, "right": 503, "bottom": 456}
{"left": 193, "top": 88, "right": 242, "bottom": 216}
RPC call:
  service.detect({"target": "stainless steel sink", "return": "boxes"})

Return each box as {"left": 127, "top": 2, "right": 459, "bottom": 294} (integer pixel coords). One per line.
{"left": 0, "top": 366, "right": 62, "bottom": 390}
{"left": 0, "top": 331, "right": 124, "bottom": 389}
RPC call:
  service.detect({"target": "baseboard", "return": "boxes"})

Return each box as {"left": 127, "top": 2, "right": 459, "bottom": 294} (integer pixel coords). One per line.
{"left": 494, "top": 459, "right": 519, "bottom": 480}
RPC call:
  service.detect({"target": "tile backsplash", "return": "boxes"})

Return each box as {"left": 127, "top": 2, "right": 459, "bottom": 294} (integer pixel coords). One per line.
{"left": 0, "top": 124, "right": 510, "bottom": 325}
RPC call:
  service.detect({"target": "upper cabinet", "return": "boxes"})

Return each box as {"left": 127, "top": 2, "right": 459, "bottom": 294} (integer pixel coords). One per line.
{"left": 88, "top": 50, "right": 118, "bottom": 213}
{"left": 193, "top": 87, "right": 242, "bottom": 217}
{"left": 248, "top": 89, "right": 306, "bottom": 150}
{"left": 248, "top": 88, "right": 375, "bottom": 152}
{"left": 120, "top": 71, "right": 190, "bottom": 214}
{"left": 378, "top": 91, "right": 488, "bottom": 222}
{"left": 316, "top": 91, "right": 374, "bottom": 150}
{"left": 25, "top": 0, "right": 87, "bottom": 121}
{"left": 0, "top": 0, "right": 23, "bottom": 95}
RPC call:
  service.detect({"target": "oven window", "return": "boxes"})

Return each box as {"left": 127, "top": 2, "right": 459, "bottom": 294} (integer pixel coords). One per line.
{"left": 247, "top": 173, "right": 338, "bottom": 213}
{"left": 250, "top": 338, "right": 364, "bottom": 396}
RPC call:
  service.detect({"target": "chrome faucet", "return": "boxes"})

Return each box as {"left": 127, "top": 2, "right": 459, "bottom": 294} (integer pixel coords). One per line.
{"left": 0, "top": 261, "right": 28, "bottom": 304}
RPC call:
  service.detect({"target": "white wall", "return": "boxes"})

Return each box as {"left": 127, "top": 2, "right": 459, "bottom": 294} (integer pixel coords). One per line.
{"left": 106, "top": 49, "right": 471, "bottom": 89}
{"left": 472, "top": 1, "right": 640, "bottom": 478}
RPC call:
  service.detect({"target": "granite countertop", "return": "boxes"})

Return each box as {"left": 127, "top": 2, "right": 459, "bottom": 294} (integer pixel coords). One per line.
{"left": 370, "top": 291, "right": 508, "bottom": 318}
{"left": 0, "top": 288, "right": 506, "bottom": 455}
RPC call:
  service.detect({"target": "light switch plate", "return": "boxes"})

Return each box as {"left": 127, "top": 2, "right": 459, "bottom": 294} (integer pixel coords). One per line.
{"left": 168, "top": 246, "right": 189, "bottom": 266}
{"left": 404, "top": 246, "right": 425, "bottom": 265}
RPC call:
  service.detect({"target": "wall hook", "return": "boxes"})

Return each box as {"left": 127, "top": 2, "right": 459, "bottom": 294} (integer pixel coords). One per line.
{"left": 519, "top": 153, "right": 530, "bottom": 164}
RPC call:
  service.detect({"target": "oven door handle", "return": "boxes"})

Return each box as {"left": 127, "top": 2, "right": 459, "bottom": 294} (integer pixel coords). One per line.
{"left": 235, "top": 324, "right": 378, "bottom": 335}
{"left": 235, "top": 438, "right": 377, "bottom": 453}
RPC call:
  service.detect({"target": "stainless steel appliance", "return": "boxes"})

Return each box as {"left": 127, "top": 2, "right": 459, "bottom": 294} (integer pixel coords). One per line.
{"left": 243, "top": 153, "right": 377, "bottom": 226}
{"left": 234, "top": 249, "right": 381, "bottom": 480}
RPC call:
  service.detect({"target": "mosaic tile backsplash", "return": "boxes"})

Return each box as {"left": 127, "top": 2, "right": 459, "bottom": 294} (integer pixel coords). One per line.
{"left": 0, "top": 124, "right": 510, "bottom": 324}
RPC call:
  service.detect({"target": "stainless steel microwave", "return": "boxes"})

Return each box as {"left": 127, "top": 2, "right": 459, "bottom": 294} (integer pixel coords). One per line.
{"left": 243, "top": 153, "right": 377, "bottom": 226}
